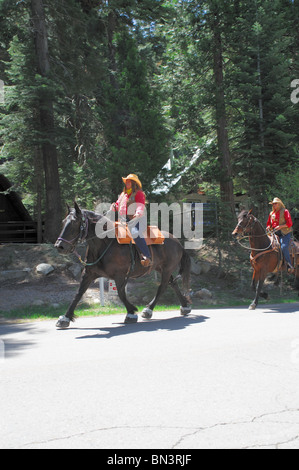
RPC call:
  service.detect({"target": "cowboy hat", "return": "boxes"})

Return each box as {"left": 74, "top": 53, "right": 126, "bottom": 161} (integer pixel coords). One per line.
{"left": 122, "top": 174, "right": 142, "bottom": 188}
{"left": 269, "top": 197, "right": 285, "bottom": 208}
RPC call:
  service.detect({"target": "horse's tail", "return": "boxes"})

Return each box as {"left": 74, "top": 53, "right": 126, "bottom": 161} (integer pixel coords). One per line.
{"left": 179, "top": 249, "right": 191, "bottom": 293}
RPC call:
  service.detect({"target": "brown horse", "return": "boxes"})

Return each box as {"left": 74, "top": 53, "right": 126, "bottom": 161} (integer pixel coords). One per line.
{"left": 54, "top": 202, "right": 192, "bottom": 327}
{"left": 232, "top": 210, "right": 299, "bottom": 310}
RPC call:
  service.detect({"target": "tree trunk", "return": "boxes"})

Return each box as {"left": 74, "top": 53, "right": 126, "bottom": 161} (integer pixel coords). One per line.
{"left": 31, "top": 0, "right": 62, "bottom": 243}
{"left": 211, "top": 10, "right": 235, "bottom": 217}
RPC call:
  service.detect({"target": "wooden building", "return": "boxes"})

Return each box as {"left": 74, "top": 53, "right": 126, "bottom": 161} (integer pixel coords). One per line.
{"left": 0, "top": 174, "right": 38, "bottom": 243}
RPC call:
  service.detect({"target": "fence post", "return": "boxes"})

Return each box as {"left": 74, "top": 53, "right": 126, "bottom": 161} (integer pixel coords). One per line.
{"left": 99, "top": 277, "right": 105, "bottom": 306}
{"left": 108, "top": 279, "right": 119, "bottom": 303}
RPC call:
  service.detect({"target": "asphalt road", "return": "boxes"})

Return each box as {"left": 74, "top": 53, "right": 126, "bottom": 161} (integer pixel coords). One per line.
{"left": 1, "top": 303, "right": 299, "bottom": 450}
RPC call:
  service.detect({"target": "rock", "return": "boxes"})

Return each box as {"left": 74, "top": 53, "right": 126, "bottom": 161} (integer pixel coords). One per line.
{"left": 194, "top": 288, "right": 213, "bottom": 300}
{"left": 190, "top": 258, "right": 202, "bottom": 275}
{"left": 201, "top": 262, "right": 211, "bottom": 274}
{"left": 51, "top": 303, "right": 60, "bottom": 309}
{"left": 32, "top": 299, "right": 44, "bottom": 306}
{"left": 36, "top": 263, "right": 54, "bottom": 275}
{"left": 0, "top": 269, "right": 29, "bottom": 282}
{"left": 68, "top": 263, "right": 82, "bottom": 279}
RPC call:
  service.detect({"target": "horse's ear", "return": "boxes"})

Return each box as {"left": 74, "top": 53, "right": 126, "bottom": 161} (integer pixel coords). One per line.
{"left": 74, "top": 200, "right": 81, "bottom": 217}
{"left": 248, "top": 208, "right": 252, "bottom": 215}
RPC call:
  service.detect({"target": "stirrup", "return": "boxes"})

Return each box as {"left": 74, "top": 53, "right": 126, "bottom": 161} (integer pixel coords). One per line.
{"left": 141, "top": 257, "right": 153, "bottom": 267}
{"left": 287, "top": 264, "right": 295, "bottom": 274}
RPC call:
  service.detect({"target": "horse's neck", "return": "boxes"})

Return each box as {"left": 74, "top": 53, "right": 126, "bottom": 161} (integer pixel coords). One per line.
{"left": 85, "top": 212, "right": 113, "bottom": 252}
{"left": 249, "top": 220, "right": 270, "bottom": 250}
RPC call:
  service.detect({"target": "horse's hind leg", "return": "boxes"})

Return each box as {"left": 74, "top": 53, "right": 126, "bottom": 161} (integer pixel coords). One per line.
{"left": 114, "top": 276, "right": 138, "bottom": 323}
{"left": 142, "top": 270, "right": 172, "bottom": 319}
{"left": 169, "top": 275, "right": 192, "bottom": 315}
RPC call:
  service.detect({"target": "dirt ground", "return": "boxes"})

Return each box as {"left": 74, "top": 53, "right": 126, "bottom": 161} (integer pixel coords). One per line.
{"left": 0, "top": 244, "right": 98, "bottom": 311}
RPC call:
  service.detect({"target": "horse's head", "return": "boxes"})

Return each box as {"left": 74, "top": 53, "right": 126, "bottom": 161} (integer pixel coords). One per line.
{"left": 55, "top": 201, "right": 86, "bottom": 254}
{"left": 232, "top": 209, "right": 255, "bottom": 239}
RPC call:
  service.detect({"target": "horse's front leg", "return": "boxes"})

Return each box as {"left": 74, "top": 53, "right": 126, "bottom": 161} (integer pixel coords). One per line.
{"left": 56, "top": 269, "right": 96, "bottom": 328}
{"left": 249, "top": 278, "right": 265, "bottom": 310}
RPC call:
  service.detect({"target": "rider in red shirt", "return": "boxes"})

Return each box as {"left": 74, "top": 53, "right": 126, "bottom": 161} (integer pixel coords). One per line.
{"left": 266, "top": 197, "right": 294, "bottom": 273}
{"left": 111, "top": 174, "right": 152, "bottom": 267}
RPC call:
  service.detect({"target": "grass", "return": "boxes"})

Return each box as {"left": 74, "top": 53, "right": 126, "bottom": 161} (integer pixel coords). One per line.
{"left": 0, "top": 302, "right": 182, "bottom": 322}
{"left": 0, "top": 292, "right": 298, "bottom": 323}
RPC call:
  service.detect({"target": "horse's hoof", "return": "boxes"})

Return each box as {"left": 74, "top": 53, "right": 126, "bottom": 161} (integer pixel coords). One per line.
{"left": 248, "top": 303, "right": 256, "bottom": 310}
{"left": 180, "top": 306, "right": 191, "bottom": 316}
{"left": 141, "top": 307, "right": 153, "bottom": 319}
{"left": 56, "top": 315, "right": 70, "bottom": 328}
{"left": 124, "top": 313, "right": 138, "bottom": 324}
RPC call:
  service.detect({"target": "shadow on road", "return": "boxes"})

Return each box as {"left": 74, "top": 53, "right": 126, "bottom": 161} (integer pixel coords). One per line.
{"left": 74, "top": 313, "right": 209, "bottom": 340}
{"left": 0, "top": 322, "right": 37, "bottom": 359}
{"left": 262, "top": 303, "right": 299, "bottom": 314}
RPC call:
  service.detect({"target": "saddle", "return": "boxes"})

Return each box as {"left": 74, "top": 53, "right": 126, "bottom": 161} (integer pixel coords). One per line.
{"left": 114, "top": 222, "right": 165, "bottom": 246}
{"left": 268, "top": 233, "right": 281, "bottom": 252}
{"left": 266, "top": 234, "right": 299, "bottom": 271}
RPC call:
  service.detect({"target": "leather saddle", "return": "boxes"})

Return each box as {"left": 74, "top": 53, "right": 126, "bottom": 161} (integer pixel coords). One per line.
{"left": 114, "top": 222, "right": 165, "bottom": 246}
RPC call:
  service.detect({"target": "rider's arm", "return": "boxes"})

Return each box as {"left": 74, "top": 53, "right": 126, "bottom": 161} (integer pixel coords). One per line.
{"left": 133, "top": 190, "right": 146, "bottom": 218}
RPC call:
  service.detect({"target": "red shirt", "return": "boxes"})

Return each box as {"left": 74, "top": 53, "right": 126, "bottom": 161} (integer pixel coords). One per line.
{"left": 115, "top": 189, "right": 145, "bottom": 218}
{"left": 266, "top": 209, "right": 293, "bottom": 229}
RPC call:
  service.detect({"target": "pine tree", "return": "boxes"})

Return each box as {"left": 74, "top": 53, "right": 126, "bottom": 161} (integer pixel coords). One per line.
{"left": 95, "top": 18, "right": 169, "bottom": 200}
{"left": 229, "top": 0, "right": 298, "bottom": 212}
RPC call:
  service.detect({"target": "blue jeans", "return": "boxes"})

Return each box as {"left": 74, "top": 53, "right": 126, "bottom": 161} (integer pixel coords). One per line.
{"left": 127, "top": 216, "right": 151, "bottom": 259}
{"left": 279, "top": 232, "right": 292, "bottom": 266}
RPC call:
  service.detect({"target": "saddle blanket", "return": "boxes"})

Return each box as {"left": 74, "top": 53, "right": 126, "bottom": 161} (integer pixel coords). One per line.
{"left": 115, "top": 222, "right": 165, "bottom": 245}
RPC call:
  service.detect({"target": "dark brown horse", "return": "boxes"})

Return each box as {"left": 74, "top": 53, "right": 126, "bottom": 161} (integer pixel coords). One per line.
{"left": 232, "top": 210, "right": 299, "bottom": 310}
{"left": 54, "top": 202, "right": 191, "bottom": 327}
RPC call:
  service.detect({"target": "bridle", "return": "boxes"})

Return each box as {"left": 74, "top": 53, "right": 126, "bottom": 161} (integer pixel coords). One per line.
{"left": 57, "top": 213, "right": 89, "bottom": 251}
{"left": 57, "top": 212, "right": 114, "bottom": 266}
{"left": 235, "top": 214, "right": 257, "bottom": 236}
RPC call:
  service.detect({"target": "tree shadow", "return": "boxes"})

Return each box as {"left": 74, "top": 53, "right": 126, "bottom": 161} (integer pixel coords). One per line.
{"left": 74, "top": 313, "right": 209, "bottom": 341}
{"left": 262, "top": 303, "right": 299, "bottom": 314}
{"left": 0, "top": 322, "right": 37, "bottom": 359}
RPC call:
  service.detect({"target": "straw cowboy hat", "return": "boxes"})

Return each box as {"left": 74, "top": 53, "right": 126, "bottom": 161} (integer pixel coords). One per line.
{"left": 269, "top": 197, "right": 285, "bottom": 209}
{"left": 122, "top": 174, "right": 142, "bottom": 188}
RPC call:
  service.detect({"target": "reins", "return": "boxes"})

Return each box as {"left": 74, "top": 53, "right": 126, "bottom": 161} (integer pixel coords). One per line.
{"left": 237, "top": 236, "right": 273, "bottom": 252}
{"left": 236, "top": 216, "right": 274, "bottom": 252}
{"left": 77, "top": 239, "right": 114, "bottom": 266}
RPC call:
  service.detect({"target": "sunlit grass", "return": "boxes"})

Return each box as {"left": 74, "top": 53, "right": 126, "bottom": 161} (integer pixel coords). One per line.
{"left": 0, "top": 302, "right": 181, "bottom": 322}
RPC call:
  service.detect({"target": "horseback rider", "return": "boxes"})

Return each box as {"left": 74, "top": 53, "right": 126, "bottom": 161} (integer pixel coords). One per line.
{"left": 110, "top": 174, "right": 153, "bottom": 267}
{"left": 266, "top": 197, "right": 294, "bottom": 273}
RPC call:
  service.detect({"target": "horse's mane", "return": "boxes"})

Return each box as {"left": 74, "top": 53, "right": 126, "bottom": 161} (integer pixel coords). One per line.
{"left": 82, "top": 209, "right": 102, "bottom": 222}
{"left": 239, "top": 210, "right": 267, "bottom": 234}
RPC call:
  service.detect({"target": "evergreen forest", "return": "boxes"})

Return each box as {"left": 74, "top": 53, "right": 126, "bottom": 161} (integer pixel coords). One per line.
{"left": 0, "top": 0, "right": 298, "bottom": 242}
